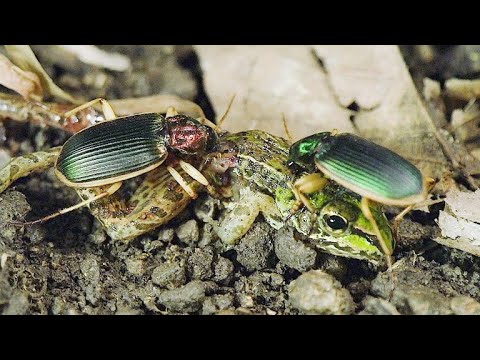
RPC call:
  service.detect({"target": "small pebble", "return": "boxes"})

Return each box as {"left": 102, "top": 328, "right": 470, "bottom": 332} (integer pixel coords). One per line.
{"left": 359, "top": 296, "right": 400, "bottom": 315}
{"left": 125, "top": 258, "right": 147, "bottom": 277}
{"left": 157, "top": 228, "right": 175, "bottom": 243}
{"left": 288, "top": 270, "right": 355, "bottom": 315}
{"left": 235, "top": 222, "right": 274, "bottom": 271}
{"left": 274, "top": 227, "right": 316, "bottom": 272}
{"left": 188, "top": 247, "right": 214, "bottom": 280}
{"left": 202, "top": 294, "right": 234, "bottom": 315}
{"left": 175, "top": 220, "right": 200, "bottom": 245}
{"left": 3, "top": 291, "right": 29, "bottom": 315}
{"left": 157, "top": 280, "right": 206, "bottom": 313}
{"left": 213, "top": 257, "right": 234, "bottom": 285}
{"left": 151, "top": 261, "right": 186, "bottom": 289}
{"left": 450, "top": 296, "right": 480, "bottom": 315}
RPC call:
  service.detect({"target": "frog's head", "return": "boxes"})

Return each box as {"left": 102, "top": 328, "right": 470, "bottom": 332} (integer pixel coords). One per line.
{"left": 311, "top": 193, "right": 394, "bottom": 265}
{"left": 277, "top": 185, "right": 394, "bottom": 265}
{"left": 288, "top": 132, "right": 332, "bottom": 174}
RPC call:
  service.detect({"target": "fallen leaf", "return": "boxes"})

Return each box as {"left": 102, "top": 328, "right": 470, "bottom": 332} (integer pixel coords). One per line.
{"left": 0, "top": 54, "right": 42, "bottom": 100}
{"left": 311, "top": 45, "right": 450, "bottom": 180}
{"left": 57, "top": 45, "right": 131, "bottom": 72}
{"left": 195, "top": 45, "right": 355, "bottom": 139}
{"left": 196, "top": 45, "right": 453, "bottom": 180}
{"left": 109, "top": 94, "right": 206, "bottom": 119}
{"left": 4, "top": 45, "right": 80, "bottom": 104}
{"left": 436, "top": 189, "right": 480, "bottom": 256}
{"left": 445, "top": 78, "right": 480, "bottom": 101}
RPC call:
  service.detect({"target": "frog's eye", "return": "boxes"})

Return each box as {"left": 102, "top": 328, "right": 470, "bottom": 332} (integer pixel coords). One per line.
{"left": 322, "top": 214, "right": 349, "bottom": 234}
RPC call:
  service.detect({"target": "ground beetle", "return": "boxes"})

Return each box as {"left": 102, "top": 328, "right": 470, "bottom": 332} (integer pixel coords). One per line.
{"left": 288, "top": 131, "right": 430, "bottom": 268}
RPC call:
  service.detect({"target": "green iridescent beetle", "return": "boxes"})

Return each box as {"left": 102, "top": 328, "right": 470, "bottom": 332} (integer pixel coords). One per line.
{"left": 203, "top": 130, "right": 394, "bottom": 264}
{"left": 288, "top": 131, "right": 430, "bottom": 266}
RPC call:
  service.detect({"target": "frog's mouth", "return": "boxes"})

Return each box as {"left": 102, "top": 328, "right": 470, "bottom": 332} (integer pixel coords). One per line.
{"left": 307, "top": 226, "right": 386, "bottom": 265}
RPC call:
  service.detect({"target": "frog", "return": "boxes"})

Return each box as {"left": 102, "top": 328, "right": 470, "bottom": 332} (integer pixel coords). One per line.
{"left": 203, "top": 130, "right": 394, "bottom": 265}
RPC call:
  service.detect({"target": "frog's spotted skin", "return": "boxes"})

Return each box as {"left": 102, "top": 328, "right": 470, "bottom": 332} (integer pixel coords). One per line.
{"left": 209, "top": 130, "right": 393, "bottom": 264}
{"left": 0, "top": 148, "right": 200, "bottom": 241}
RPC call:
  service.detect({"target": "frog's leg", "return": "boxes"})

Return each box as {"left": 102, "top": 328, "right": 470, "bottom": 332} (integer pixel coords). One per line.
{"left": 80, "top": 163, "right": 203, "bottom": 242}
{"left": 214, "top": 185, "right": 280, "bottom": 245}
{"left": 290, "top": 173, "right": 329, "bottom": 213}
{"left": 0, "top": 147, "right": 61, "bottom": 194}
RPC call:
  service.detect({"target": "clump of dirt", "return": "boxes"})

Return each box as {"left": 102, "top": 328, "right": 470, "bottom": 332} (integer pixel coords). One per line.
{"left": 1, "top": 45, "right": 480, "bottom": 315}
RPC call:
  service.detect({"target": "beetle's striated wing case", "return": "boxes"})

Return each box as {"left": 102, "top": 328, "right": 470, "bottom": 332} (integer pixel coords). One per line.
{"left": 314, "top": 133, "right": 424, "bottom": 202}
{"left": 56, "top": 113, "right": 167, "bottom": 185}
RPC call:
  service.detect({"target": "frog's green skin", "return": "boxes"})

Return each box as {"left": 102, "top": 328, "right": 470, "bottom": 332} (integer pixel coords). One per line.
{"left": 207, "top": 130, "right": 394, "bottom": 264}
{"left": 0, "top": 147, "right": 201, "bottom": 241}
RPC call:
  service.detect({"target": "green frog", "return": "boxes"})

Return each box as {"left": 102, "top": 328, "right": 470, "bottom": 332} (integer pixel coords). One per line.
{"left": 204, "top": 130, "right": 394, "bottom": 265}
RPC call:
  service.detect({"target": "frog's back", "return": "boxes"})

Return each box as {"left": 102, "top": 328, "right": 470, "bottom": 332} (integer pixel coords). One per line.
{"left": 220, "top": 130, "right": 291, "bottom": 194}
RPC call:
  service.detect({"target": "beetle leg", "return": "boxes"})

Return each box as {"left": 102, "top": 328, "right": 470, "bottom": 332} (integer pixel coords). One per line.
{"left": 17, "top": 182, "right": 122, "bottom": 225}
{"left": 167, "top": 165, "right": 197, "bottom": 199}
{"left": 289, "top": 182, "right": 316, "bottom": 213}
{"left": 289, "top": 173, "right": 329, "bottom": 213}
{"left": 360, "top": 197, "right": 394, "bottom": 271}
{"left": 294, "top": 173, "right": 329, "bottom": 194}
{"left": 178, "top": 160, "right": 216, "bottom": 196}
{"left": 64, "top": 98, "right": 117, "bottom": 121}
{"left": 392, "top": 176, "right": 437, "bottom": 232}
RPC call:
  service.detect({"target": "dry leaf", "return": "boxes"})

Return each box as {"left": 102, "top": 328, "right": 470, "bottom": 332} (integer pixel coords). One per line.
{"left": 0, "top": 54, "right": 42, "bottom": 100}
{"left": 445, "top": 78, "right": 480, "bottom": 101}
{"left": 4, "top": 45, "right": 80, "bottom": 104}
{"left": 196, "top": 45, "right": 453, "bottom": 180}
{"left": 109, "top": 94, "right": 206, "bottom": 119}
{"left": 57, "top": 45, "right": 131, "bottom": 72}
{"left": 195, "top": 45, "right": 355, "bottom": 139}
{"left": 311, "top": 45, "right": 450, "bottom": 180}
{"left": 436, "top": 189, "right": 480, "bottom": 256}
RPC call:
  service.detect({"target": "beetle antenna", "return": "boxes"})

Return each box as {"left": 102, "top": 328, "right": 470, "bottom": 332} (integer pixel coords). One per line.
{"left": 217, "top": 94, "right": 236, "bottom": 130}
{"left": 282, "top": 113, "right": 294, "bottom": 143}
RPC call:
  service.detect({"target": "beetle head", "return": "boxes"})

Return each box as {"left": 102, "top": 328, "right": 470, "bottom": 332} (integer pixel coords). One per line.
{"left": 288, "top": 132, "right": 331, "bottom": 173}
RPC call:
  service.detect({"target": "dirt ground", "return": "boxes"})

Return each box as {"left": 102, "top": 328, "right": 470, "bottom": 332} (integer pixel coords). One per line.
{"left": 1, "top": 45, "right": 480, "bottom": 315}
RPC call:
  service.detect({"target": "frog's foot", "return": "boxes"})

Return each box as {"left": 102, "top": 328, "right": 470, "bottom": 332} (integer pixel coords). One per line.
{"left": 215, "top": 186, "right": 278, "bottom": 245}
{"left": 0, "top": 147, "right": 61, "bottom": 194}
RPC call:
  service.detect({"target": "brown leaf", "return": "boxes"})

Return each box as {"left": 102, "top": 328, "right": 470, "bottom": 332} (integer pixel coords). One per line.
{"left": 196, "top": 45, "right": 456, "bottom": 181}
{"left": 194, "top": 45, "right": 354, "bottom": 139}
{"left": 0, "top": 54, "right": 42, "bottom": 100}
{"left": 109, "top": 94, "right": 206, "bottom": 119}
{"left": 4, "top": 45, "right": 80, "bottom": 104}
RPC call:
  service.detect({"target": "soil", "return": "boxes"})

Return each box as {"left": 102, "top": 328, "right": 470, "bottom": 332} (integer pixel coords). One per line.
{"left": 1, "top": 45, "right": 479, "bottom": 315}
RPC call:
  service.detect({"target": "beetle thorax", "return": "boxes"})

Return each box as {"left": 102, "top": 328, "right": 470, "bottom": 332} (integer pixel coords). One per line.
{"left": 169, "top": 123, "right": 209, "bottom": 154}
{"left": 165, "top": 115, "right": 211, "bottom": 155}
